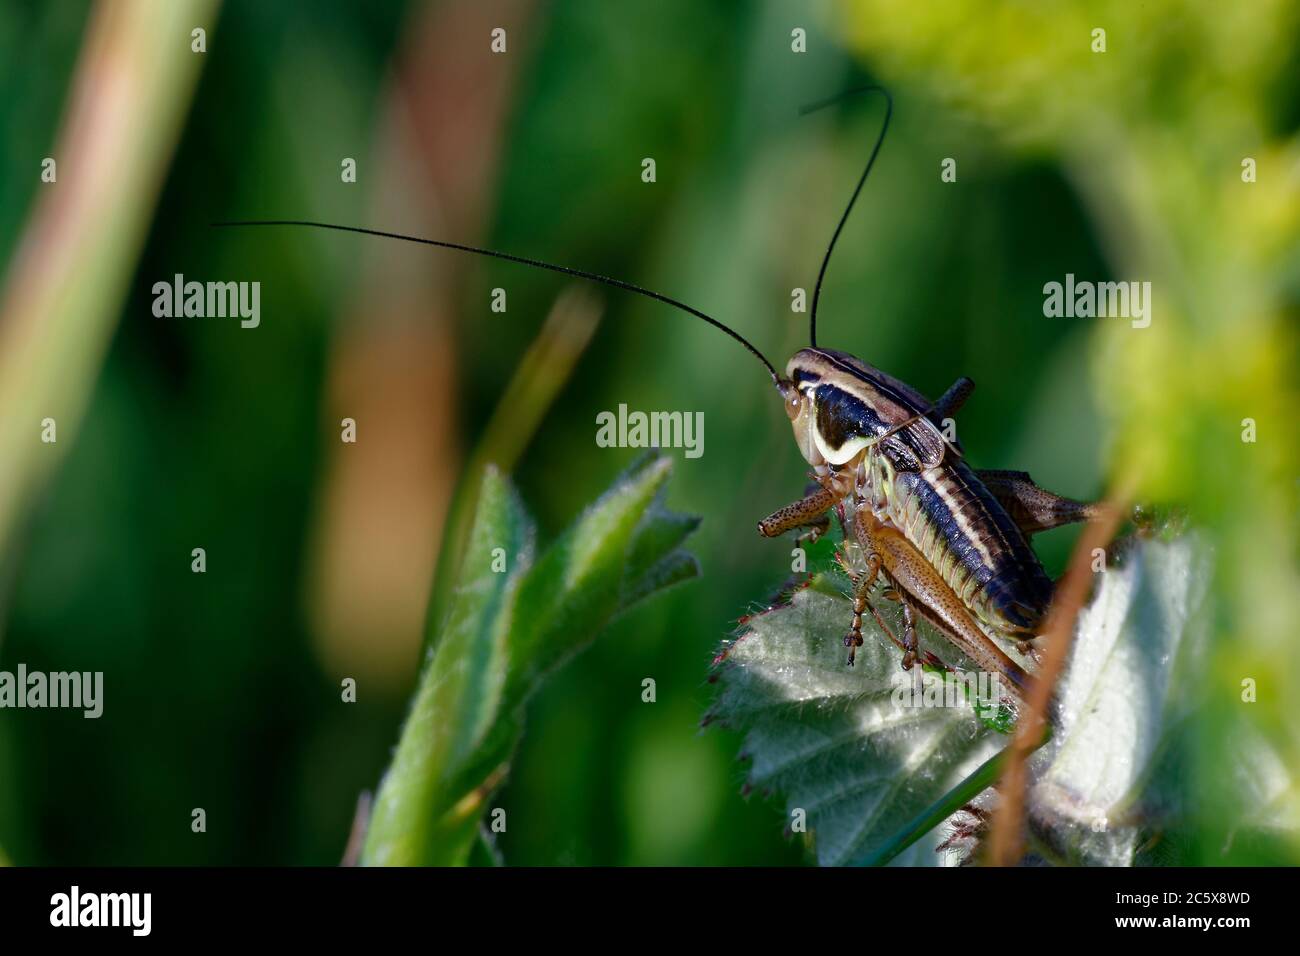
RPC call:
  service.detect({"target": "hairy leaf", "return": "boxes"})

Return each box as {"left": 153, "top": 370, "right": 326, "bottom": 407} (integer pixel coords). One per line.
{"left": 364, "top": 454, "right": 697, "bottom": 865}
{"left": 710, "top": 533, "right": 1257, "bottom": 866}
{"left": 711, "top": 585, "right": 1003, "bottom": 867}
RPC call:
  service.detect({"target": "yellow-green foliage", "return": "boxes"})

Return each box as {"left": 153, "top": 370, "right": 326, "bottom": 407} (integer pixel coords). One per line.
{"left": 839, "top": 0, "right": 1300, "bottom": 858}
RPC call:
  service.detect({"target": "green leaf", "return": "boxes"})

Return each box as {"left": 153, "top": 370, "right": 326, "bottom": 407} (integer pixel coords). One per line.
{"left": 710, "top": 585, "right": 1004, "bottom": 867}
{"left": 362, "top": 453, "right": 698, "bottom": 866}
{"left": 362, "top": 468, "right": 532, "bottom": 866}
{"left": 619, "top": 490, "right": 701, "bottom": 611}
{"left": 710, "top": 532, "right": 1281, "bottom": 866}
{"left": 422, "top": 291, "right": 601, "bottom": 657}
{"left": 501, "top": 453, "right": 684, "bottom": 712}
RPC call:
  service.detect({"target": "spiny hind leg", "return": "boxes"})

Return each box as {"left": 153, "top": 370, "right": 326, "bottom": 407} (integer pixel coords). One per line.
{"left": 757, "top": 485, "right": 835, "bottom": 541}
{"left": 976, "top": 469, "right": 1106, "bottom": 537}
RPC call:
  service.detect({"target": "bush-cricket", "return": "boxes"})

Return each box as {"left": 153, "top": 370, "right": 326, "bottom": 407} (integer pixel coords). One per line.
{"left": 214, "top": 86, "right": 1103, "bottom": 713}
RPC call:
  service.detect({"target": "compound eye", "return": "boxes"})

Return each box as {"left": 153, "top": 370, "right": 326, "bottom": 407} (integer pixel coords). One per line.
{"left": 784, "top": 391, "right": 802, "bottom": 421}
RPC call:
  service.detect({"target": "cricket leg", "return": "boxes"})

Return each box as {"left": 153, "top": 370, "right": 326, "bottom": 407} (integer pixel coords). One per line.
{"left": 852, "top": 508, "right": 1034, "bottom": 709}
{"left": 880, "top": 585, "right": 951, "bottom": 671}
{"left": 842, "top": 553, "right": 882, "bottom": 666}
{"left": 882, "top": 587, "right": 920, "bottom": 671}
{"left": 976, "top": 469, "right": 1106, "bottom": 537}
{"left": 757, "top": 485, "right": 836, "bottom": 540}
{"left": 837, "top": 549, "right": 912, "bottom": 658}
{"left": 788, "top": 480, "right": 834, "bottom": 546}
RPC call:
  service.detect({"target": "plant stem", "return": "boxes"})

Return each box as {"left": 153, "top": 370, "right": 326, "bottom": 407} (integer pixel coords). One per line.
{"left": 864, "top": 726, "right": 1052, "bottom": 867}
{"left": 987, "top": 480, "right": 1133, "bottom": 865}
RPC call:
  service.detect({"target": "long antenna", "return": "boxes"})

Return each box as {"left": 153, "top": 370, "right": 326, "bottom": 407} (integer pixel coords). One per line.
{"left": 800, "top": 84, "right": 893, "bottom": 348}
{"left": 210, "top": 219, "right": 779, "bottom": 381}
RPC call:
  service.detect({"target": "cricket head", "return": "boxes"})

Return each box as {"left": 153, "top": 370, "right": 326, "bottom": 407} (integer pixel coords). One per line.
{"left": 776, "top": 363, "right": 822, "bottom": 469}
{"left": 778, "top": 347, "right": 948, "bottom": 472}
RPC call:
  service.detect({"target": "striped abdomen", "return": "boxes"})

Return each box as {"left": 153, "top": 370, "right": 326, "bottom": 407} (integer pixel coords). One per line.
{"left": 885, "top": 460, "right": 1053, "bottom": 634}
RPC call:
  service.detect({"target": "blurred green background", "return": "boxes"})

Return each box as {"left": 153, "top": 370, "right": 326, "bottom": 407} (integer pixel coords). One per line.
{"left": 0, "top": 0, "right": 1296, "bottom": 865}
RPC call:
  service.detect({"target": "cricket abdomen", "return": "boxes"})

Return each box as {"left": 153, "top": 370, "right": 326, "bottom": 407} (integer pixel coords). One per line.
{"left": 887, "top": 460, "right": 1053, "bottom": 634}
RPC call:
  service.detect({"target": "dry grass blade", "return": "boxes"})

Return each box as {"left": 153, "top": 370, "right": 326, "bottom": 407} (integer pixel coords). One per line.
{"left": 423, "top": 285, "right": 602, "bottom": 650}
{"left": 0, "top": 0, "right": 218, "bottom": 559}
{"left": 0, "top": 0, "right": 218, "bottom": 567}
{"left": 987, "top": 478, "right": 1135, "bottom": 865}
